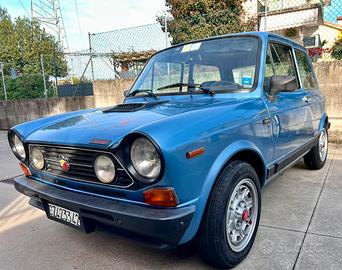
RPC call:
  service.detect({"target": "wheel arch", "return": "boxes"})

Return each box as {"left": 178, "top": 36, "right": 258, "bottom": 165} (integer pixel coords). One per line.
{"left": 319, "top": 113, "right": 330, "bottom": 131}
{"left": 223, "top": 150, "right": 266, "bottom": 187}
{"left": 179, "top": 140, "right": 266, "bottom": 244}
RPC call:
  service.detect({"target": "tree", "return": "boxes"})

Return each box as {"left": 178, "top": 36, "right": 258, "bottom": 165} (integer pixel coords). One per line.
{"left": 158, "top": 0, "right": 256, "bottom": 45}
{"left": 0, "top": 7, "right": 67, "bottom": 77}
{"left": 0, "top": 74, "right": 55, "bottom": 100}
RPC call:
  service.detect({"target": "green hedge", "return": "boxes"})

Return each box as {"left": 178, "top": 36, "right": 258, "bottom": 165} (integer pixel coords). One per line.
{"left": 332, "top": 41, "right": 342, "bottom": 60}
{"left": 0, "top": 74, "right": 55, "bottom": 100}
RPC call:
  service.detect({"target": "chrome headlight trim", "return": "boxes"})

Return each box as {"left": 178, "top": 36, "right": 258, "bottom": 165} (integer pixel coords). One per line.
{"left": 30, "top": 147, "right": 45, "bottom": 170}
{"left": 94, "top": 155, "right": 116, "bottom": 184}
{"left": 130, "top": 136, "right": 162, "bottom": 181}
{"left": 9, "top": 132, "right": 26, "bottom": 161}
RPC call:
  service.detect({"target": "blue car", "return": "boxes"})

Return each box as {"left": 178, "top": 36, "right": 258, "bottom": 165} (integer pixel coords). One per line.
{"left": 9, "top": 32, "right": 329, "bottom": 268}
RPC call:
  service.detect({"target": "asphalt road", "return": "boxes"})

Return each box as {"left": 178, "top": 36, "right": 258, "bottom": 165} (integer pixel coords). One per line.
{"left": 1, "top": 130, "right": 342, "bottom": 269}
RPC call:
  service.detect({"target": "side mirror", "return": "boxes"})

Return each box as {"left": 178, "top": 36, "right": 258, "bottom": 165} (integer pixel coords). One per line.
{"left": 123, "top": 90, "right": 129, "bottom": 97}
{"left": 269, "top": 75, "right": 298, "bottom": 95}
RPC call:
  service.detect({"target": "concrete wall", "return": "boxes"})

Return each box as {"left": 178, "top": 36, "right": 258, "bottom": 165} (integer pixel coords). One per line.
{"left": 0, "top": 63, "right": 342, "bottom": 142}
{"left": 0, "top": 79, "right": 135, "bottom": 130}
{"left": 314, "top": 61, "right": 342, "bottom": 142}
{"left": 93, "top": 79, "right": 135, "bottom": 107}
{"left": 0, "top": 96, "right": 95, "bottom": 129}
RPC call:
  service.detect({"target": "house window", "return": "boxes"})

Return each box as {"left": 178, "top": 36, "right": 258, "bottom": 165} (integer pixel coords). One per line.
{"left": 303, "top": 35, "right": 321, "bottom": 48}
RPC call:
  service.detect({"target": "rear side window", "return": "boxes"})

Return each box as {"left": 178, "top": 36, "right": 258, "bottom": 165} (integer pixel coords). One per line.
{"left": 264, "top": 42, "right": 300, "bottom": 91}
{"left": 295, "top": 50, "right": 318, "bottom": 90}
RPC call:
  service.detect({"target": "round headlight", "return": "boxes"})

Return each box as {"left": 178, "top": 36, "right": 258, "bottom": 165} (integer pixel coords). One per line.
{"left": 13, "top": 135, "right": 26, "bottom": 160}
{"left": 94, "top": 155, "right": 116, "bottom": 184}
{"left": 130, "top": 137, "right": 161, "bottom": 180}
{"left": 30, "top": 147, "right": 45, "bottom": 170}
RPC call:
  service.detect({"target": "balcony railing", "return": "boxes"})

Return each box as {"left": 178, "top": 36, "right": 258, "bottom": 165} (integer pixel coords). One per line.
{"left": 258, "top": 0, "right": 325, "bottom": 12}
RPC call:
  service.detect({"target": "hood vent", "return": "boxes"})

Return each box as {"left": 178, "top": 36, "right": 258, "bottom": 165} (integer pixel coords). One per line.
{"left": 103, "top": 101, "right": 168, "bottom": 113}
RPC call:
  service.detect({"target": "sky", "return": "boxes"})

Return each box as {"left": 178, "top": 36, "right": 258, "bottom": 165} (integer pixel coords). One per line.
{"left": 0, "top": 0, "right": 167, "bottom": 51}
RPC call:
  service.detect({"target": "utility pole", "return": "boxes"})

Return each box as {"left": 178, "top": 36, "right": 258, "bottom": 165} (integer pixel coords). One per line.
{"left": 40, "top": 55, "right": 48, "bottom": 98}
{"left": 88, "top": 32, "right": 95, "bottom": 82}
{"left": 0, "top": 62, "right": 7, "bottom": 100}
{"left": 264, "top": 0, "right": 268, "bottom": 31}
{"left": 164, "top": 14, "right": 168, "bottom": 48}
{"left": 53, "top": 44, "right": 58, "bottom": 96}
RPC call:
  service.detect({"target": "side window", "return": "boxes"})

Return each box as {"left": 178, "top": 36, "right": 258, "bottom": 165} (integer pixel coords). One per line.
{"left": 264, "top": 48, "right": 275, "bottom": 91}
{"left": 264, "top": 43, "right": 300, "bottom": 91}
{"left": 295, "top": 50, "right": 318, "bottom": 90}
{"left": 270, "top": 43, "right": 298, "bottom": 79}
{"left": 193, "top": 64, "right": 221, "bottom": 84}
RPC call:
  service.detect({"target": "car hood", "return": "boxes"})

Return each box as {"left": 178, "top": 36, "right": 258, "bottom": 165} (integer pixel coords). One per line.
{"left": 15, "top": 98, "right": 249, "bottom": 147}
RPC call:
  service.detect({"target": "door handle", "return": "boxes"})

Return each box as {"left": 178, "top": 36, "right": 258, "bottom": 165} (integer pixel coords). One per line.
{"left": 303, "top": 96, "right": 311, "bottom": 103}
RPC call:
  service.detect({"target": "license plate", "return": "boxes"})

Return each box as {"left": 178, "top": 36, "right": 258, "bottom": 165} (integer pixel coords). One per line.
{"left": 48, "top": 203, "right": 81, "bottom": 227}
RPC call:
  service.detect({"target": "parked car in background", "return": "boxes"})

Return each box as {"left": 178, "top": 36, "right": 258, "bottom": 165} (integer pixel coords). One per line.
{"left": 9, "top": 32, "right": 329, "bottom": 268}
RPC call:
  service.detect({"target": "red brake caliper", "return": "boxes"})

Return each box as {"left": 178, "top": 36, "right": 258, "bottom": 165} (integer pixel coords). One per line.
{"left": 242, "top": 209, "right": 252, "bottom": 224}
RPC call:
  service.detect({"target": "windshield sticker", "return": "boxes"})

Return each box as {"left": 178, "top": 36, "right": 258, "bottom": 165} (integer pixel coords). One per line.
{"left": 181, "top": 42, "right": 202, "bottom": 53}
{"left": 191, "top": 42, "right": 201, "bottom": 51}
{"left": 242, "top": 76, "right": 253, "bottom": 86}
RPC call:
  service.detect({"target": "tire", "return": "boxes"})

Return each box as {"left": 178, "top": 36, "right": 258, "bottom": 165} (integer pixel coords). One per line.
{"left": 197, "top": 161, "right": 261, "bottom": 268}
{"left": 304, "top": 128, "right": 328, "bottom": 170}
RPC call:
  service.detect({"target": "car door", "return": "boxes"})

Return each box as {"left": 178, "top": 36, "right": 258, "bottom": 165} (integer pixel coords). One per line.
{"left": 263, "top": 42, "right": 314, "bottom": 162}
{"left": 294, "top": 49, "right": 324, "bottom": 136}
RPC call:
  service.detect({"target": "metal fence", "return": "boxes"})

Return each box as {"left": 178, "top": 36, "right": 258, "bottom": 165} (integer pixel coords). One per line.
{"left": 3, "top": 1, "right": 337, "bottom": 99}
{"left": 0, "top": 58, "right": 55, "bottom": 100}
{"left": 255, "top": 0, "right": 342, "bottom": 61}
{"left": 59, "top": 23, "right": 169, "bottom": 97}
{"left": 64, "top": 0, "right": 342, "bottom": 91}
{"left": 66, "top": 23, "right": 169, "bottom": 82}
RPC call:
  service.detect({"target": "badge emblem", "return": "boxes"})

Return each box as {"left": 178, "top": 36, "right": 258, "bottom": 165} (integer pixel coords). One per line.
{"left": 59, "top": 155, "right": 70, "bottom": 172}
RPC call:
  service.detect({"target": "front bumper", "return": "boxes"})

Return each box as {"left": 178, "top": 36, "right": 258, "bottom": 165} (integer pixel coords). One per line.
{"left": 14, "top": 176, "right": 195, "bottom": 248}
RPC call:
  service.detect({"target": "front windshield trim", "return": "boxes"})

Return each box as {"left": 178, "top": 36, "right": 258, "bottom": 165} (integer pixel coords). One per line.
{"left": 126, "top": 34, "right": 262, "bottom": 99}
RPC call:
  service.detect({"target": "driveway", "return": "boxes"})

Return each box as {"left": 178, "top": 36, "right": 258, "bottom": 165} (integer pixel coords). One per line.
{"left": 0, "top": 130, "right": 341, "bottom": 269}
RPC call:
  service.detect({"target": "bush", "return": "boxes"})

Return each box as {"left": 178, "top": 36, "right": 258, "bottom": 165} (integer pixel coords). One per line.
{"left": 332, "top": 33, "right": 342, "bottom": 60}
{"left": 0, "top": 74, "right": 55, "bottom": 100}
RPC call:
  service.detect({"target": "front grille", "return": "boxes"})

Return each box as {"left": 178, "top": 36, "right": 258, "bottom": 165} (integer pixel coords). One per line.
{"left": 29, "top": 145, "right": 133, "bottom": 188}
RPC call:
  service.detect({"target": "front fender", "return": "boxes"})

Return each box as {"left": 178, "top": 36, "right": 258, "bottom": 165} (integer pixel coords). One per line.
{"left": 179, "top": 140, "right": 265, "bottom": 244}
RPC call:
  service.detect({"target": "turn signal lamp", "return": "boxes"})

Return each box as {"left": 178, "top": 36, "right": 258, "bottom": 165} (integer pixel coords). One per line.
{"left": 143, "top": 187, "right": 178, "bottom": 207}
{"left": 19, "top": 162, "right": 32, "bottom": 177}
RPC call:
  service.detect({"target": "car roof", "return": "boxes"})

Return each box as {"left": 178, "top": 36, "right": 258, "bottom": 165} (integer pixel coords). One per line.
{"left": 158, "top": 31, "right": 307, "bottom": 54}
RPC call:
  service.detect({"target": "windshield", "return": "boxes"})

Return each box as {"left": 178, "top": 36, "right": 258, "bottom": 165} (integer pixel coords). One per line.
{"left": 129, "top": 36, "right": 260, "bottom": 96}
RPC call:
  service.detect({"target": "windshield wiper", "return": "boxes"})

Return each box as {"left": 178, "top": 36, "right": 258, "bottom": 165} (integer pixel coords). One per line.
{"left": 157, "top": 83, "right": 215, "bottom": 96}
{"left": 127, "top": 89, "right": 158, "bottom": 98}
